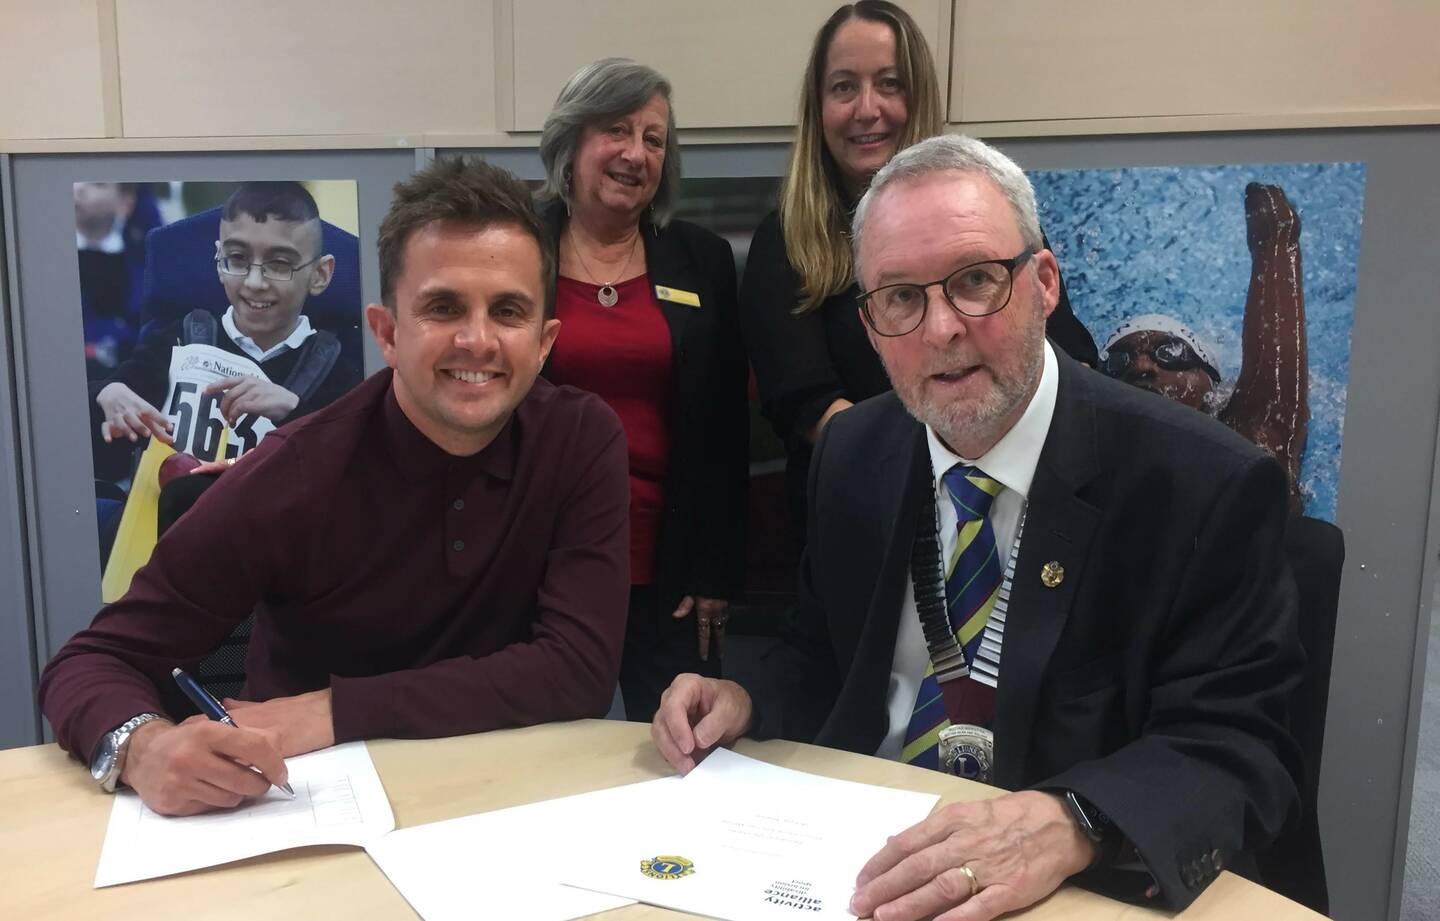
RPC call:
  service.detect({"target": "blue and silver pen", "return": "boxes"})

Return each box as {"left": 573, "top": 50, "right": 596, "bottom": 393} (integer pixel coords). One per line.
{"left": 171, "top": 667, "right": 295, "bottom": 797}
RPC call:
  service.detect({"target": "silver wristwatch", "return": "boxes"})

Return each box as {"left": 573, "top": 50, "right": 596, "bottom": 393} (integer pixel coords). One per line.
{"left": 89, "top": 712, "right": 166, "bottom": 793}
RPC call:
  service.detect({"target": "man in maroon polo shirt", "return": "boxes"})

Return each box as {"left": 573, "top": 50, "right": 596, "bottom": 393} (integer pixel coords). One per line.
{"left": 40, "top": 158, "right": 631, "bottom": 816}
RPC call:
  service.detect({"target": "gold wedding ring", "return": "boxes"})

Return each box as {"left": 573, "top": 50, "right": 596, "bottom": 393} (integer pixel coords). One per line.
{"left": 958, "top": 864, "right": 979, "bottom": 899}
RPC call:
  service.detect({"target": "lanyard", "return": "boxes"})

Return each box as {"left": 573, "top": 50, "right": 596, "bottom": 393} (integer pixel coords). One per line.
{"left": 908, "top": 483, "right": 1026, "bottom": 686}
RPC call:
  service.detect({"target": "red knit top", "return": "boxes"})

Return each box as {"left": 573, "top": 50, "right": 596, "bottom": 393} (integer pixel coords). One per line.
{"left": 548, "top": 274, "right": 672, "bottom": 584}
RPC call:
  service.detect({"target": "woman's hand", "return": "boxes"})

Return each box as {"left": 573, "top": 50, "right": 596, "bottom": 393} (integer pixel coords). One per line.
{"left": 807, "top": 398, "right": 854, "bottom": 444}
{"left": 672, "top": 595, "right": 730, "bottom": 661}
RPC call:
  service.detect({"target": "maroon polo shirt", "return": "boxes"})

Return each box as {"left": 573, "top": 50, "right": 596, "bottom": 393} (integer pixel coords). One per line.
{"left": 40, "top": 369, "right": 631, "bottom": 762}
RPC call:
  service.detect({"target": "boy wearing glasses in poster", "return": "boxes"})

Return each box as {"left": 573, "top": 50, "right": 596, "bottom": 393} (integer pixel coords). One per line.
{"left": 93, "top": 181, "right": 361, "bottom": 461}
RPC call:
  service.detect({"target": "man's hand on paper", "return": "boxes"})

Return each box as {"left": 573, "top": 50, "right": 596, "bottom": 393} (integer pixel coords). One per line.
{"left": 849, "top": 790, "right": 1097, "bottom": 921}
{"left": 204, "top": 375, "right": 299, "bottom": 424}
{"left": 225, "top": 688, "right": 336, "bottom": 757}
{"left": 651, "top": 674, "right": 753, "bottom": 774}
{"left": 96, "top": 381, "right": 174, "bottom": 444}
{"left": 120, "top": 717, "right": 289, "bottom": 816}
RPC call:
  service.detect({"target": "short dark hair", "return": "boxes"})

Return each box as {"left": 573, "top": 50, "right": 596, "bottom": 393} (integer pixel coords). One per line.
{"left": 377, "top": 156, "right": 556, "bottom": 318}
{"left": 222, "top": 181, "right": 321, "bottom": 225}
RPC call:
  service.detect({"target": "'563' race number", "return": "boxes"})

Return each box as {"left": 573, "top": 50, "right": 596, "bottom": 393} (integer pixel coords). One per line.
{"left": 164, "top": 380, "right": 262, "bottom": 461}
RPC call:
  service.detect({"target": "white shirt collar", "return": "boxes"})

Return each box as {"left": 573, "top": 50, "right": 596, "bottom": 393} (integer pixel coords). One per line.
{"left": 925, "top": 340, "right": 1059, "bottom": 500}
{"left": 221, "top": 306, "right": 315, "bottom": 363}
{"left": 76, "top": 217, "right": 125, "bottom": 254}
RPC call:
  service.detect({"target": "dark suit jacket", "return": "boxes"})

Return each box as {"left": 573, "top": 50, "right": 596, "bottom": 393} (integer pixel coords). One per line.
{"left": 541, "top": 203, "right": 749, "bottom": 612}
{"left": 745, "top": 349, "right": 1303, "bottom": 910}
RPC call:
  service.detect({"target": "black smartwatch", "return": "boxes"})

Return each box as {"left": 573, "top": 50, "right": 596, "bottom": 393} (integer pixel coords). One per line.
{"left": 1062, "top": 789, "right": 1123, "bottom": 869}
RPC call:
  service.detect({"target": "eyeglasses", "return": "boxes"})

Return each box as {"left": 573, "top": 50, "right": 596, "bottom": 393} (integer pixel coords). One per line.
{"left": 858, "top": 249, "right": 1034, "bottom": 337}
{"left": 1101, "top": 336, "right": 1219, "bottom": 381}
{"left": 216, "top": 254, "right": 320, "bottom": 281}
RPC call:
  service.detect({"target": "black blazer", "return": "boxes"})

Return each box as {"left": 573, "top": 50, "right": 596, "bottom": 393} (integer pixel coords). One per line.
{"left": 541, "top": 203, "right": 748, "bottom": 613}
{"left": 746, "top": 350, "right": 1303, "bottom": 909}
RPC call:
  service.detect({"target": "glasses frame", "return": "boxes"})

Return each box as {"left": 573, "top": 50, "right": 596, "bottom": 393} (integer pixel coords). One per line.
{"left": 858, "top": 248, "right": 1035, "bottom": 337}
{"left": 215, "top": 254, "right": 321, "bottom": 282}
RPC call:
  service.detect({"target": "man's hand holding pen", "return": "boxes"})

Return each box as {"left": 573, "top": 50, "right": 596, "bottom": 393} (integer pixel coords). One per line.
{"left": 120, "top": 718, "right": 288, "bottom": 817}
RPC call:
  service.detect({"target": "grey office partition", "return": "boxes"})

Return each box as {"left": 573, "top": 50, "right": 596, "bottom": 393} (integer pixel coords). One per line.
{"left": 3, "top": 131, "right": 1434, "bottom": 921}
{"left": 0, "top": 155, "right": 40, "bottom": 750}
{"left": 6, "top": 150, "right": 411, "bottom": 749}
{"left": 463, "top": 129, "right": 1437, "bottom": 921}
{"left": 480, "top": 129, "right": 1431, "bottom": 919}
{"left": 991, "top": 127, "right": 1438, "bottom": 921}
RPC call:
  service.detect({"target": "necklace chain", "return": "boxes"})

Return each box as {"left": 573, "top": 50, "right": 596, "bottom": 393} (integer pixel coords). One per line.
{"left": 568, "top": 230, "right": 639, "bottom": 307}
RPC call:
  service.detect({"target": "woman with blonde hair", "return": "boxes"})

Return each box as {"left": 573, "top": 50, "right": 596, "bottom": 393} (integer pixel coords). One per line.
{"left": 741, "top": 1, "right": 1095, "bottom": 537}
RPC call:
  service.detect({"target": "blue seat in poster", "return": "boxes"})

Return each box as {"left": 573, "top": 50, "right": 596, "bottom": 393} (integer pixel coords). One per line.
{"left": 138, "top": 206, "right": 363, "bottom": 366}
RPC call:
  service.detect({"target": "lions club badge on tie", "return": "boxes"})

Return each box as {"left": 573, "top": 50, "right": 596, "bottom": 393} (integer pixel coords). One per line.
{"left": 939, "top": 724, "right": 994, "bottom": 783}
{"left": 640, "top": 855, "right": 695, "bottom": 880}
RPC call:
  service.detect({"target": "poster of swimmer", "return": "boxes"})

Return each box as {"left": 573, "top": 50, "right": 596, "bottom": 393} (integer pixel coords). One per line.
{"left": 1032, "top": 163, "right": 1366, "bottom": 522}
{"left": 73, "top": 179, "right": 364, "bottom": 600}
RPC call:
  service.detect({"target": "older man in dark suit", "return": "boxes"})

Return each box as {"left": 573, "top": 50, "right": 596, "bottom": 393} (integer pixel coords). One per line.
{"left": 651, "top": 134, "right": 1302, "bottom": 921}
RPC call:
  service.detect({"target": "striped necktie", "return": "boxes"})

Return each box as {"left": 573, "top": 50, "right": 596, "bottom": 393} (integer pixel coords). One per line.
{"left": 901, "top": 465, "right": 1003, "bottom": 769}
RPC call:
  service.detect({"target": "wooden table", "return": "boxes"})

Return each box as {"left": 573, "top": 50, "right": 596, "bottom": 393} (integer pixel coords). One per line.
{"left": 0, "top": 719, "right": 1322, "bottom": 920}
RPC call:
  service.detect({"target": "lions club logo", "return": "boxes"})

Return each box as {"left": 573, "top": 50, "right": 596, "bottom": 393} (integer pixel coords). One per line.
{"left": 640, "top": 855, "right": 695, "bottom": 880}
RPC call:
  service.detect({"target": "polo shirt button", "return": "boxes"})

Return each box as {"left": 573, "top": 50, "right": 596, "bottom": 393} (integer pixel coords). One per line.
{"left": 452, "top": 539, "right": 465, "bottom": 552}
{"left": 452, "top": 498, "right": 465, "bottom": 511}
{"left": 1211, "top": 849, "right": 1223, "bottom": 871}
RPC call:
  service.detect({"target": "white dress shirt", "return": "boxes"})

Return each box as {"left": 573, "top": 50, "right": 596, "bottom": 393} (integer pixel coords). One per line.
{"left": 76, "top": 217, "right": 125, "bottom": 254}
{"left": 221, "top": 306, "right": 315, "bottom": 363}
{"left": 875, "top": 341, "right": 1060, "bottom": 760}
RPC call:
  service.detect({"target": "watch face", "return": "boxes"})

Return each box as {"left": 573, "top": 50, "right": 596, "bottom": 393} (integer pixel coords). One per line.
{"left": 90, "top": 735, "right": 117, "bottom": 783}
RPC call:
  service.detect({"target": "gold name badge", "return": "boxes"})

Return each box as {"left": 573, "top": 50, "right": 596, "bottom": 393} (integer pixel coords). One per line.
{"left": 654, "top": 285, "right": 701, "bottom": 308}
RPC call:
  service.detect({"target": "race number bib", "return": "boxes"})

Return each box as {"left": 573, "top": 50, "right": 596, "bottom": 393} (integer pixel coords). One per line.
{"left": 163, "top": 344, "right": 277, "bottom": 461}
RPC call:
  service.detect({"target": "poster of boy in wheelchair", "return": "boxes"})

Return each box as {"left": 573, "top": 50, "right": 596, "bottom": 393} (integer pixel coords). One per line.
{"left": 80, "top": 180, "right": 363, "bottom": 600}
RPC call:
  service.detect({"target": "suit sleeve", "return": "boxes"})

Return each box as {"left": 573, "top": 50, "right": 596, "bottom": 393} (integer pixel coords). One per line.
{"left": 739, "top": 213, "right": 849, "bottom": 446}
{"left": 742, "top": 417, "right": 843, "bottom": 742}
{"left": 686, "top": 233, "right": 749, "bottom": 600}
{"left": 1038, "top": 453, "right": 1303, "bottom": 909}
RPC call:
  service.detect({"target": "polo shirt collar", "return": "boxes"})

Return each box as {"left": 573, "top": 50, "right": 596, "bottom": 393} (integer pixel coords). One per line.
{"left": 380, "top": 372, "right": 520, "bottom": 482}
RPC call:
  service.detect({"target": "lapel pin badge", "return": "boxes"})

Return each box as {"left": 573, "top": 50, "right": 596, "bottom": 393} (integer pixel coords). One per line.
{"left": 1040, "top": 561, "right": 1065, "bottom": 588}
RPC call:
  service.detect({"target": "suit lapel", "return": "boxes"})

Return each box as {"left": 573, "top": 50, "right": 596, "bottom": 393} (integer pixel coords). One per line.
{"left": 639, "top": 224, "right": 692, "bottom": 367}
{"left": 819, "top": 403, "right": 928, "bottom": 750}
{"left": 858, "top": 420, "right": 929, "bottom": 672}
{"left": 992, "top": 353, "right": 1103, "bottom": 788}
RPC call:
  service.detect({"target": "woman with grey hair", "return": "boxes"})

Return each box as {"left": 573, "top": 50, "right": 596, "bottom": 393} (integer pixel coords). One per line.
{"left": 538, "top": 58, "right": 749, "bottom": 723}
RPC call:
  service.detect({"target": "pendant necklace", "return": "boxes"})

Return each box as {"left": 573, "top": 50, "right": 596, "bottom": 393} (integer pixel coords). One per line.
{"left": 569, "top": 230, "right": 639, "bottom": 307}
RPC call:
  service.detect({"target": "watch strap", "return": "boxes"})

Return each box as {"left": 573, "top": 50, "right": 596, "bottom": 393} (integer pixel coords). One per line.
{"left": 96, "top": 712, "right": 166, "bottom": 793}
{"left": 1062, "top": 789, "right": 1124, "bottom": 869}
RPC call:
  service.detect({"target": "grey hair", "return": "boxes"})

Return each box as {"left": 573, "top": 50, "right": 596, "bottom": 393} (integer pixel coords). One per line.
{"left": 538, "top": 57, "right": 682, "bottom": 228}
{"left": 851, "top": 134, "right": 1044, "bottom": 283}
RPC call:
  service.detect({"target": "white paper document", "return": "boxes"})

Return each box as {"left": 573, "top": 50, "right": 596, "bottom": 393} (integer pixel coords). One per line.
{"left": 561, "top": 748, "right": 941, "bottom": 921}
{"left": 94, "top": 740, "right": 394, "bottom": 887}
{"left": 365, "top": 782, "right": 659, "bottom": 921}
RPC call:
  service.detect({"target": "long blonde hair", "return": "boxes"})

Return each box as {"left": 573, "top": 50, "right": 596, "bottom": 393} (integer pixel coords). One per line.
{"left": 779, "top": 1, "right": 943, "bottom": 313}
